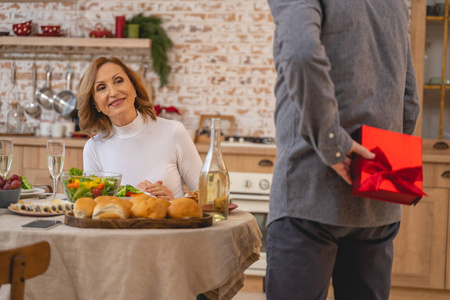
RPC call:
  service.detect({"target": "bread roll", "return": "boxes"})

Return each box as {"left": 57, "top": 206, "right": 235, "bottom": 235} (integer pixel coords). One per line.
{"left": 168, "top": 198, "right": 203, "bottom": 219}
{"left": 74, "top": 197, "right": 97, "bottom": 218}
{"left": 94, "top": 195, "right": 116, "bottom": 203}
{"left": 184, "top": 190, "right": 199, "bottom": 202}
{"left": 131, "top": 198, "right": 170, "bottom": 219}
{"left": 130, "top": 194, "right": 153, "bottom": 205}
{"left": 92, "top": 197, "right": 132, "bottom": 219}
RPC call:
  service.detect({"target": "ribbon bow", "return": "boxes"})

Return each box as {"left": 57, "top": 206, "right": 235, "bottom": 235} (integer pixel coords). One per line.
{"left": 358, "top": 147, "right": 426, "bottom": 197}
{"left": 154, "top": 105, "right": 181, "bottom": 116}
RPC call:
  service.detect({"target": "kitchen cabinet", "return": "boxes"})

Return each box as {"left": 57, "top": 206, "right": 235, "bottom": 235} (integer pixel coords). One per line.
{"left": 387, "top": 1, "right": 450, "bottom": 298}
{"left": 21, "top": 145, "right": 83, "bottom": 192}
{"left": 11, "top": 139, "right": 84, "bottom": 193}
{"left": 195, "top": 143, "right": 276, "bottom": 174}
{"left": 384, "top": 138, "right": 450, "bottom": 298}
{"left": 391, "top": 186, "right": 448, "bottom": 289}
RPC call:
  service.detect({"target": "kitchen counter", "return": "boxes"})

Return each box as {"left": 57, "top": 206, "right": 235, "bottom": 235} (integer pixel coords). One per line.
{"left": 10, "top": 135, "right": 278, "bottom": 156}
{"left": 7, "top": 136, "right": 277, "bottom": 189}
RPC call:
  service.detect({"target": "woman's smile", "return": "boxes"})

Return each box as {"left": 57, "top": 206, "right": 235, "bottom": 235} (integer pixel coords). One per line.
{"left": 109, "top": 98, "right": 126, "bottom": 107}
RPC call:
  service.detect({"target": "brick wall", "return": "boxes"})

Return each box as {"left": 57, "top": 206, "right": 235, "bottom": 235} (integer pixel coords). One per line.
{"left": 0, "top": 0, "right": 412, "bottom": 137}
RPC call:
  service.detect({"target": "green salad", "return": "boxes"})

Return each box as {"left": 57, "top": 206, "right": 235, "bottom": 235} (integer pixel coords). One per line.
{"left": 62, "top": 168, "right": 121, "bottom": 202}
{"left": 21, "top": 176, "right": 32, "bottom": 189}
{"left": 116, "top": 184, "right": 142, "bottom": 197}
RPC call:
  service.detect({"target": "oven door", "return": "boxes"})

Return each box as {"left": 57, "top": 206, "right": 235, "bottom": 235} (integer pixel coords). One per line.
{"left": 230, "top": 193, "right": 268, "bottom": 276}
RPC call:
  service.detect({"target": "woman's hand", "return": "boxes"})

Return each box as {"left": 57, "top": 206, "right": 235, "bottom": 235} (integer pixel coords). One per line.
{"left": 330, "top": 141, "right": 375, "bottom": 185}
{"left": 136, "top": 180, "right": 174, "bottom": 200}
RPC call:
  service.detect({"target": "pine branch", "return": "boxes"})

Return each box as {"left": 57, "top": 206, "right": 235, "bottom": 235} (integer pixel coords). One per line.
{"left": 128, "top": 14, "right": 173, "bottom": 88}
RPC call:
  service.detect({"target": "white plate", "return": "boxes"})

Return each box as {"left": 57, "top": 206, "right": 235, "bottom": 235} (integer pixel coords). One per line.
{"left": 8, "top": 207, "right": 64, "bottom": 217}
{"left": 8, "top": 198, "right": 72, "bottom": 216}
{"left": 20, "top": 188, "right": 46, "bottom": 198}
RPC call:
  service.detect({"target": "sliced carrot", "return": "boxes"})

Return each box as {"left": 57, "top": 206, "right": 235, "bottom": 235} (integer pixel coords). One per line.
{"left": 130, "top": 193, "right": 144, "bottom": 197}
{"left": 97, "top": 182, "right": 105, "bottom": 189}
{"left": 67, "top": 182, "right": 79, "bottom": 189}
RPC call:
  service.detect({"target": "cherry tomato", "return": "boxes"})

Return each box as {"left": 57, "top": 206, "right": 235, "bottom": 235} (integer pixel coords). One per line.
{"left": 92, "top": 188, "right": 103, "bottom": 198}
{"left": 126, "top": 191, "right": 135, "bottom": 197}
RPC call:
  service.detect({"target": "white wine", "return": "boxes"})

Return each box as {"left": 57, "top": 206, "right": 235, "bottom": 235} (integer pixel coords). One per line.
{"left": 199, "top": 171, "right": 230, "bottom": 222}
{"left": 198, "top": 118, "right": 230, "bottom": 222}
{"left": 0, "top": 154, "right": 12, "bottom": 177}
{"left": 48, "top": 155, "right": 64, "bottom": 178}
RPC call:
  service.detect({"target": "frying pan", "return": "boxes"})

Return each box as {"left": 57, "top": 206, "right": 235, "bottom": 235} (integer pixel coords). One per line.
{"left": 35, "top": 64, "right": 55, "bottom": 110}
{"left": 52, "top": 65, "right": 76, "bottom": 116}
{"left": 24, "top": 63, "right": 42, "bottom": 119}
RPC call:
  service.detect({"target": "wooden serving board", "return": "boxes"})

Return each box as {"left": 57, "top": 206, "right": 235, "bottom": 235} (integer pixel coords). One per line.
{"left": 64, "top": 212, "right": 212, "bottom": 229}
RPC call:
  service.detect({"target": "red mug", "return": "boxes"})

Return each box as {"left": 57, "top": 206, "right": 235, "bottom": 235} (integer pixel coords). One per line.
{"left": 115, "top": 16, "right": 125, "bottom": 38}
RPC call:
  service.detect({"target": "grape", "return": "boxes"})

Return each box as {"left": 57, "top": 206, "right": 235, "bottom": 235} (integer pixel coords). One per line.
{"left": 3, "top": 183, "right": 11, "bottom": 190}
{"left": 4, "top": 179, "right": 10, "bottom": 185}
{"left": 10, "top": 174, "right": 21, "bottom": 183}
{"left": 0, "top": 179, "right": 4, "bottom": 188}
{"left": 11, "top": 180, "right": 21, "bottom": 190}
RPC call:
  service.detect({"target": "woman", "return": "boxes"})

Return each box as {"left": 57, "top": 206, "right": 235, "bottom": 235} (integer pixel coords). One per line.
{"left": 76, "top": 57, "right": 202, "bottom": 200}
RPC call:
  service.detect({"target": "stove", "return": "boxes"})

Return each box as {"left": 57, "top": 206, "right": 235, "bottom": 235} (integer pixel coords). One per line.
{"left": 229, "top": 171, "right": 272, "bottom": 276}
{"left": 222, "top": 136, "right": 276, "bottom": 149}
{"left": 225, "top": 136, "right": 275, "bottom": 145}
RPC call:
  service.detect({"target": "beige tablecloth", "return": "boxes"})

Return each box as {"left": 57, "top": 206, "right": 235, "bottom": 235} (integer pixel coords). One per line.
{"left": 0, "top": 204, "right": 262, "bottom": 300}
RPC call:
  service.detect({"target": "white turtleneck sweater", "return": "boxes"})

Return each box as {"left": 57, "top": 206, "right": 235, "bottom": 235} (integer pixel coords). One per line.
{"left": 83, "top": 112, "right": 203, "bottom": 198}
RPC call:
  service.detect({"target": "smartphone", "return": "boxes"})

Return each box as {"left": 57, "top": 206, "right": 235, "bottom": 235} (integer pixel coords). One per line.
{"left": 21, "top": 220, "right": 61, "bottom": 230}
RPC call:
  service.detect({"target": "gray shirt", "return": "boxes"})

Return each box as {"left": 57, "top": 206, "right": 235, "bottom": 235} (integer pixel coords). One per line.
{"left": 267, "top": 0, "right": 420, "bottom": 227}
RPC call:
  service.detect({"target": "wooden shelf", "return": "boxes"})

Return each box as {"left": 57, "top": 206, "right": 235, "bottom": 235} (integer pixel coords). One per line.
{"left": 424, "top": 84, "right": 450, "bottom": 90}
{"left": 0, "top": 36, "right": 151, "bottom": 49}
{"left": 426, "top": 16, "right": 446, "bottom": 22}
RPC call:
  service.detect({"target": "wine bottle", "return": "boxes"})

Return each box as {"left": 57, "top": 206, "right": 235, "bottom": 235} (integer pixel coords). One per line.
{"left": 198, "top": 118, "right": 230, "bottom": 222}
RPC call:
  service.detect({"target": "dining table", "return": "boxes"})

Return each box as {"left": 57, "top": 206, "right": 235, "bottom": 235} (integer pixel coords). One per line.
{"left": 0, "top": 194, "right": 262, "bottom": 300}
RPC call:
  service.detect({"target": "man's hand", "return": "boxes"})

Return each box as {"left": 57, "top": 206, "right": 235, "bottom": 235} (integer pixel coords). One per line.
{"left": 330, "top": 141, "right": 375, "bottom": 185}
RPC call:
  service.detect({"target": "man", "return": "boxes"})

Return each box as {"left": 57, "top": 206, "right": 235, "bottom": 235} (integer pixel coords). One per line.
{"left": 265, "top": 1, "right": 420, "bottom": 299}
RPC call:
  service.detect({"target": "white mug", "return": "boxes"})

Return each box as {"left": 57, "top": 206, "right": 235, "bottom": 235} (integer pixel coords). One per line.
{"left": 39, "top": 121, "right": 52, "bottom": 137}
{"left": 62, "top": 122, "right": 76, "bottom": 137}
{"left": 51, "top": 123, "right": 63, "bottom": 138}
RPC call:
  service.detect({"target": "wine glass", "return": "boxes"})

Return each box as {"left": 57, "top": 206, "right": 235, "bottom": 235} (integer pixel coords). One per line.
{"left": 47, "top": 140, "right": 65, "bottom": 199}
{"left": 0, "top": 139, "right": 13, "bottom": 178}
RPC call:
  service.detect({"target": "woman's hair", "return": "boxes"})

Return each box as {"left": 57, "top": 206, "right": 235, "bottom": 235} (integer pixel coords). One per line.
{"left": 76, "top": 56, "right": 156, "bottom": 138}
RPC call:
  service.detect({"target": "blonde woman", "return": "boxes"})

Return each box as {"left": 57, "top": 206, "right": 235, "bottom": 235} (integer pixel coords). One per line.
{"left": 77, "top": 57, "right": 202, "bottom": 200}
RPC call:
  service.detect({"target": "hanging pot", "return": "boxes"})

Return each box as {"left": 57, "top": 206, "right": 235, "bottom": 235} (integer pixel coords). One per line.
{"left": 53, "top": 65, "right": 76, "bottom": 117}
{"left": 35, "top": 64, "right": 55, "bottom": 110}
{"left": 25, "top": 63, "right": 42, "bottom": 119}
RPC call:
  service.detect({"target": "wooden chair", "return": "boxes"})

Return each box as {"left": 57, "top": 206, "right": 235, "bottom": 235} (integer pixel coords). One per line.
{"left": 0, "top": 241, "right": 50, "bottom": 300}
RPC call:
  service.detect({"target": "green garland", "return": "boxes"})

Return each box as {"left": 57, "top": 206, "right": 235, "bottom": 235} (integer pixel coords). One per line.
{"left": 127, "top": 14, "right": 173, "bottom": 88}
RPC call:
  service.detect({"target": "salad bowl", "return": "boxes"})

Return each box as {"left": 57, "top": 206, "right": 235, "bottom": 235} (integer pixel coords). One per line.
{"left": 61, "top": 171, "right": 122, "bottom": 203}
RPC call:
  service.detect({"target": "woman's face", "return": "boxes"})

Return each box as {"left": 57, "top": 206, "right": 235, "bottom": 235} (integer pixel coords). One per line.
{"left": 93, "top": 62, "right": 137, "bottom": 126}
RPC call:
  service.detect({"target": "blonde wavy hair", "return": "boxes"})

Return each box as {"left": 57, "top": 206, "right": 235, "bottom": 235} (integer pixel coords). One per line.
{"left": 76, "top": 57, "right": 156, "bottom": 138}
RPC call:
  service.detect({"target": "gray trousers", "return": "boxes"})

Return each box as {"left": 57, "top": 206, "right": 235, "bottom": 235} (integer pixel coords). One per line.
{"left": 265, "top": 217, "right": 400, "bottom": 300}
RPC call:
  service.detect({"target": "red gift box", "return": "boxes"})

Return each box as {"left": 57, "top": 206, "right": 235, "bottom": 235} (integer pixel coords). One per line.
{"left": 351, "top": 125, "right": 426, "bottom": 205}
